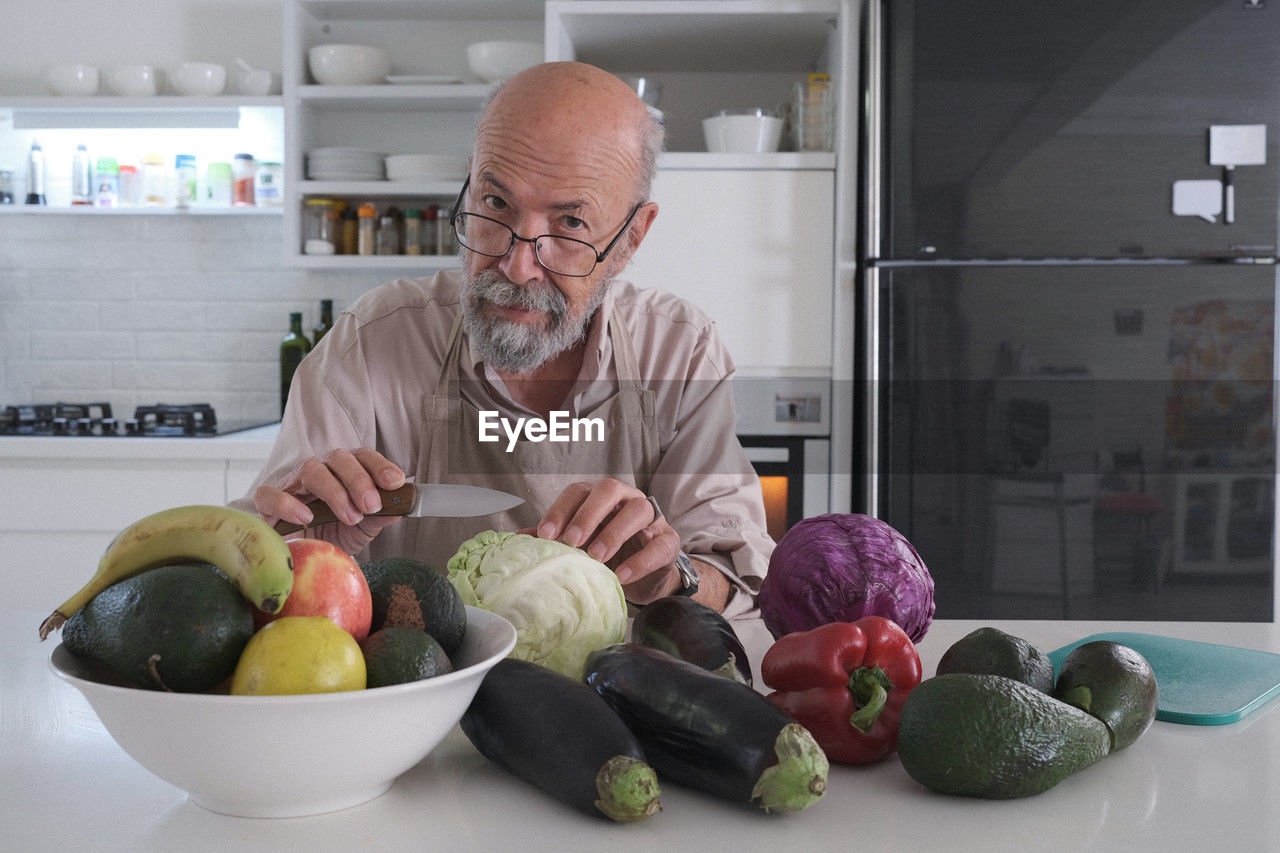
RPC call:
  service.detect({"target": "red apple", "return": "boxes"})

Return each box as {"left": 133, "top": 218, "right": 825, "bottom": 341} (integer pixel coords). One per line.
{"left": 253, "top": 539, "right": 373, "bottom": 640}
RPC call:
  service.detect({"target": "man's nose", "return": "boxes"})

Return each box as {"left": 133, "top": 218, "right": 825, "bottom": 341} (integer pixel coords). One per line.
{"left": 498, "top": 234, "right": 544, "bottom": 282}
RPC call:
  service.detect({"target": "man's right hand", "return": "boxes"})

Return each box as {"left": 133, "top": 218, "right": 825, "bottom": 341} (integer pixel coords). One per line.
{"left": 254, "top": 447, "right": 407, "bottom": 552}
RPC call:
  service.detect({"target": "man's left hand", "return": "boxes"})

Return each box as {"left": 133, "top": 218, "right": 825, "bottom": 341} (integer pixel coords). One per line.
{"left": 534, "top": 478, "right": 728, "bottom": 610}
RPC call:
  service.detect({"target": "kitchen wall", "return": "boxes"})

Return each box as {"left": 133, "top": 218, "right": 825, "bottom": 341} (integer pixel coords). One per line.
{"left": 0, "top": 213, "right": 396, "bottom": 421}
{"left": 0, "top": 0, "right": 404, "bottom": 422}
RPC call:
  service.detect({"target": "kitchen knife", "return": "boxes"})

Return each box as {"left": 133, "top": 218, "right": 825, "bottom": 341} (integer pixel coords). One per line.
{"left": 272, "top": 482, "right": 524, "bottom": 535}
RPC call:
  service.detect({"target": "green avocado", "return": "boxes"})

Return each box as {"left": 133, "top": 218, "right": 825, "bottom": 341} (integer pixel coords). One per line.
{"left": 935, "top": 626, "right": 1055, "bottom": 693}
{"left": 61, "top": 563, "right": 254, "bottom": 693}
{"left": 897, "top": 673, "right": 1111, "bottom": 799}
{"left": 360, "top": 556, "right": 467, "bottom": 656}
{"left": 360, "top": 626, "right": 454, "bottom": 688}
{"left": 1053, "top": 640, "right": 1158, "bottom": 750}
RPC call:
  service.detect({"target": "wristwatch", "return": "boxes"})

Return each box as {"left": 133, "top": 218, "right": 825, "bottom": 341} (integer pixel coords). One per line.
{"left": 647, "top": 496, "right": 700, "bottom": 597}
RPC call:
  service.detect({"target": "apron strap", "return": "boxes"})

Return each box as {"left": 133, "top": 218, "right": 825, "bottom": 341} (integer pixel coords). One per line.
{"left": 433, "top": 312, "right": 466, "bottom": 397}
{"left": 607, "top": 310, "right": 644, "bottom": 394}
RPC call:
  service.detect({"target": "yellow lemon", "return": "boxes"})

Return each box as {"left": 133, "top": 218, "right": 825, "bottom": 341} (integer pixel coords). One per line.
{"left": 230, "top": 616, "right": 366, "bottom": 695}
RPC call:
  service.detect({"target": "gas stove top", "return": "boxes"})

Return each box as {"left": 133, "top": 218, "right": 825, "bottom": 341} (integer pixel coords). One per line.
{"left": 0, "top": 402, "right": 276, "bottom": 437}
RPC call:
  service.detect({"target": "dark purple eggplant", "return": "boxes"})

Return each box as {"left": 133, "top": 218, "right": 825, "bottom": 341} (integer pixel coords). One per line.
{"left": 631, "top": 595, "right": 753, "bottom": 686}
{"left": 583, "top": 643, "right": 827, "bottom": 813}
{"left": 461, "top": 658, "right": 661, "bottom": 822}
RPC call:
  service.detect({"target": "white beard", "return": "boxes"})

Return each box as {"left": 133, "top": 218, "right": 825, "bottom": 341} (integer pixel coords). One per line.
{"left": 461, "top": 269, "right": 607, "bottom": 374}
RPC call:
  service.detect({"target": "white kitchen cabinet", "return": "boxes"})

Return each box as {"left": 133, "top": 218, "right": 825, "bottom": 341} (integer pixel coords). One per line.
{"left": 282, "top": 0, "right": 544, "bottom": 267}
{"left": 627, "top": 159, "right": 835, "bottom": 372}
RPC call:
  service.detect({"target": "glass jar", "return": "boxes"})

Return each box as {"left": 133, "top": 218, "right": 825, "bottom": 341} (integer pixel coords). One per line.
{"left": 141, "top": 153, "right": 167, "bottom": 206}
{"left": 255, "top": 161, "right": 283, "bottom": 207}
{"left": 376, "top": 214, "right": 400, "bottom": 255}
{"left": 303, "top": 198, "right": 339, "bottom": 255}
{"left": 403, "top": 208, "right": 422, "bottom": 255}
{"left": 357, "top": 203, "right": 377, "bottom": 255}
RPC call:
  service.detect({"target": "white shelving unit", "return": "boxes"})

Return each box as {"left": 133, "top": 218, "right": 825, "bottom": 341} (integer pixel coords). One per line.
{"left": 282, "top": 0, "right": 544, "bottom": 268}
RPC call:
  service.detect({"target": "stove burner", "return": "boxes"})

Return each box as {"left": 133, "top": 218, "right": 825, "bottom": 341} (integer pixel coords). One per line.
{"left": 134, "top": 403, "right": 218, "bottom": 436}
{"left": 0, "top": 402, "right": 230, "bottom": 437}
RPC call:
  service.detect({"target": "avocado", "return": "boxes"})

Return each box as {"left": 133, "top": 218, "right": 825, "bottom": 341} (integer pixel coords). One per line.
{"left": 1053, "top": 641, "right": 1158, "bottom": 751}
{"left": 360, "top": 557, "right": 467, "bottom": 655}
{"left": 897, "top": 673, "right": 1111, "bottom": 799}
{"left": 61, "top": 563, "right": 254, "bottom": 693}
{"left": 935, "top": 626, "right": 1055, "bottom": 693}
{"left": 360, "top": 626, "right": 453, "bottom": 688}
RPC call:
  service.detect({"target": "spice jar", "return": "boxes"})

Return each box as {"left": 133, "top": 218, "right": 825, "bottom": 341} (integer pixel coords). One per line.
{"left": 421, "top": 206, "right": 438, "bottom": 254}
{"left": 340, "top": 205, "right": 358, "bottom": 255}
{"left": 403, "top": 208, "right": 422, "bottom": 255}
{"left": 376, "top": 214, "right": 400, "bottom": 255}
{"left": 357, "top": 203, "right": 377, "bottom": 255}
{"left": 232, "top": 153, "right": 256, "bottom": 206}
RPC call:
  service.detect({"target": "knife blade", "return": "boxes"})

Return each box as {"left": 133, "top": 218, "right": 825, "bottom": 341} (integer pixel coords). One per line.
{"left": 273, "top": 482, "right": 524, "bottom": 535}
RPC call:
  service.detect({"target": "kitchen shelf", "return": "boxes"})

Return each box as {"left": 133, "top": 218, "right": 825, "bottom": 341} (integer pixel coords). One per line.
{"left": 0, "top": 205, "right": 282, "bottom": 216}
{"left": 292, "top": 253, "right": 460, "bottom": 270}
{"left": 296, "top": 84, "right": 491, "bottom": 111}
{"left": 295, "top": 0, "right": 542, "bottom": 23}
{"left": 300, "top": 178, "right": 462, "bottom": 197}
{"left": 658, "top": 152, "right": 835, "bottom": 170}
{"left": 0, "top": 96, "right": 283, "bottom": 129}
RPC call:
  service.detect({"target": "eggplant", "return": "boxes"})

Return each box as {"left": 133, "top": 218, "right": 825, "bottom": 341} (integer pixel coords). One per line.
{"left": 460, "top": 658, "right": 662, "bottom": 822}
{"left": 583, "top": 643, "right": 827, "bottom": 813}
{"left": 631, "top": 595, "right": 753, "bottom": 686}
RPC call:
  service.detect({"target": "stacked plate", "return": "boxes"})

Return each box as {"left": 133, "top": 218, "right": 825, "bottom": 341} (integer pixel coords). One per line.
{"left": 306, "top": 147, "right": 386, "bottom": 181}
{"left": 385, "top": 154, "right": 467, "bottom": 181}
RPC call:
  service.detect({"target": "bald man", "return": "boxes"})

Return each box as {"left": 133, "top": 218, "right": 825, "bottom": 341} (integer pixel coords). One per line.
{"left": 240, "top": 62, "right": 773, "bottom": 615}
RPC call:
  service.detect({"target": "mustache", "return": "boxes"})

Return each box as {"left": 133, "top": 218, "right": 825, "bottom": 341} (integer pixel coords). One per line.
{"left": 466, "top": 270, "right": 568, "bottom": 323}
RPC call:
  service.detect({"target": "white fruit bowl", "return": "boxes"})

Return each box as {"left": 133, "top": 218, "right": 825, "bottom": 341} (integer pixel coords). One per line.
{"left": 169, "top": 62, "right": 226, "bottom": 96}
{"left": 49, "top": 606, "right": 516, "bottom": 818}
{"left": 308, "top": 43, "right": 391, "bottom": 85}
{"left": 465, "top": 40, "right": 543, "bottom": 84}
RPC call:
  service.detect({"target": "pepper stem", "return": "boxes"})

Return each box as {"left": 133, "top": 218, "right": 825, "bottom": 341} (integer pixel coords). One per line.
{"left": 848, "top": 665, "right": 892, "bottom": 732}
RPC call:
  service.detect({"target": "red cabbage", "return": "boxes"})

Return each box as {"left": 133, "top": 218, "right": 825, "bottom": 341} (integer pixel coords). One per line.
{"left": 759, "top": 513, "right": 935, "bottom": 642}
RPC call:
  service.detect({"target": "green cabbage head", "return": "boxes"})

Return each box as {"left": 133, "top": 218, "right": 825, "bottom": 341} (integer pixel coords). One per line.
{"left": 446, "top": 530, "right": 627, "bottom": 678}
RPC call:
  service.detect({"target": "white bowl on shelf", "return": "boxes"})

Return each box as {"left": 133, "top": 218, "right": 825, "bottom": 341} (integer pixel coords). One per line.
{"left": 308, "top": 44, "right": 391, "bottom": 85}
{"left": 465, "top": 40, "right": 543, "bottom": 84}
{"left": 169, "top": 62, "right": 226, "bottom": 96}
{"left": 49, "top": 606, "right": 516, "bottom": 818}
{"left": 104, "top": 65, "right": 158, "bottom": 97}
{"left": 45, "top": 64, "right": 99, "bottom": 96}
{"left": 385, "top": 154, "right": 468, "bottom": 181}
{"left": 702, "top": 109, "right": 785, "bottom": 153}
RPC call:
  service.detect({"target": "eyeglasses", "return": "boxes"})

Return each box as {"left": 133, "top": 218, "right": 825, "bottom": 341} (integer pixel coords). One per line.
{"left": 449, "top": 176, "right": 642, "bottom": 277}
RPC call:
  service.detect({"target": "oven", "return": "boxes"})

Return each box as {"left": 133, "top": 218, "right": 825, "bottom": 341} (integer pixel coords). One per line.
{"left": 735, "top": 377, "right": 832, "bottom": 541}
{"left": 0, "top": 402, "right": 275, "bottom": 437}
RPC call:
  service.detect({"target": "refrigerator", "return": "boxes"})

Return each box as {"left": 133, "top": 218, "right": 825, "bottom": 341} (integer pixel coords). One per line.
{"left": 861, "top": 0, "right": 1278, "bottom": 620}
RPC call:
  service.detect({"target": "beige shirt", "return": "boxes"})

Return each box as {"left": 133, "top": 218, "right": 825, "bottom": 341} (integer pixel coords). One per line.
{"left": 233, "top": 271, "right": 774, "bottom": 617}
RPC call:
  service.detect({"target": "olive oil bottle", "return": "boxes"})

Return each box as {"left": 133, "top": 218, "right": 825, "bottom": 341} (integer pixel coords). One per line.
{"left": 313, "top": 299, "right": 334, "bottom": 346}
{"left": 280, "top": 312, "right": 312, "bottom": 416}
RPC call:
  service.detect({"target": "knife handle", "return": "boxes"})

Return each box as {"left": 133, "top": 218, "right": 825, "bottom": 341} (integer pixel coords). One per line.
{"left": 272, "top": 483, "right": 416, "bottom": 536}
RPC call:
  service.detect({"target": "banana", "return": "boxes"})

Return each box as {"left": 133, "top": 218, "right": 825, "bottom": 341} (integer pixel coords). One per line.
{"left": 39, "top": 504, "right": 294, "bottom": 641}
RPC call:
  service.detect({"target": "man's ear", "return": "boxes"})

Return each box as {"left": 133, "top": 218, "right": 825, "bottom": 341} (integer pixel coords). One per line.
{"left": 625, "top": 201, "right": 659, "bottom": 256}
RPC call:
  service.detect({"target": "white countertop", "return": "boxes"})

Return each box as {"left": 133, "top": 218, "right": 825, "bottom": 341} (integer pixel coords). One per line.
{"left": 0, "top": 424, "right": 280, "bottom": 461}
{"left": 8, "top": 614, "right": 1280, "bottom": 851}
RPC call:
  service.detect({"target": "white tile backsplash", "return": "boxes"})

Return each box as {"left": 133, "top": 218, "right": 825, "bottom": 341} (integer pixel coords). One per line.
{"left": 1, "top": 214, "right": 397, "bottom": 423}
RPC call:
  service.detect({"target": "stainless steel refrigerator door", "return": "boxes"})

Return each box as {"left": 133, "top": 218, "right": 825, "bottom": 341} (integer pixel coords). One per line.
{"left": 874, "top": 0, "right": 1280, "bottom": 260}
{"left": 876, "top": 262, "right": 1276, "bottom": 621}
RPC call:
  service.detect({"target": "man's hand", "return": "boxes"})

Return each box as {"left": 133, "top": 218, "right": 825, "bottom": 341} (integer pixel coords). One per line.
{"left": 254, "top": 447, "right": 406, "bottom": 552}
{"left": 536, "top": 479, "right": 728, "bottom": 610}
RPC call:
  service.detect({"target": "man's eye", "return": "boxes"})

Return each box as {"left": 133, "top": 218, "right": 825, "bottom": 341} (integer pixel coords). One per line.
{"left": 562, "top": 215, "right": 585, "bottom": 231}
{"left": 482, "top": 195, "right": 508, "bottom": 212}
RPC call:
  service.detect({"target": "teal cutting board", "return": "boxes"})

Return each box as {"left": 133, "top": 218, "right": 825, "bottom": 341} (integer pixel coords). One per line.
{"left": 1047, "top": 632, "right": 1280, "bottom": 726}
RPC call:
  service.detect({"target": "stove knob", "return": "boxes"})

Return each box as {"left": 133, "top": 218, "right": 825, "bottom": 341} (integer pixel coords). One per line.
{"left": 101, "top": 417, "right": 118, "bottom": 436}
{"left": 124, "top": 418, "right": 140, "bottom": 436}
{"left": 52, "top": 417, "right": 68, "bottom": 435}
{"left": 77, "top": 417, "right": 93, "bottom": 435}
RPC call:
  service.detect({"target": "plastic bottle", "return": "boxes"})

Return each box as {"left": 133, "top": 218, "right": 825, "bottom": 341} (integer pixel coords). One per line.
{"left": 255, "top": 161, "right": 283, "bottom": 206}
{"left": 357, "top": 203, "right": 377, "bottom": 255}
{"left": 25, "top": 139, "right": 46, "bottom": 205}
{"left": 279, "top": 312, "right": 312, "bottom": 416}
{"left": 72, "top": 144, "right": 93, "bottom": 206}
{"left": 94, "top": 157, "right": 120, "bottom": 208}
{"left": 232, "top": 153, "right": 256, "bottom": 206}
{"left": 207, "top": 162, "right": 233, "bottom": 206}
{"left": 174, "top": 154, "right": 197, "bottom": 208}
{"left": 117, "top": 164, "right": 139, "bottom": 206}
{"left": 403, "top": 208, "right": 422, "bottom": 255}
{"left": 313, "top": 299, "right": 334, "bottom": 346}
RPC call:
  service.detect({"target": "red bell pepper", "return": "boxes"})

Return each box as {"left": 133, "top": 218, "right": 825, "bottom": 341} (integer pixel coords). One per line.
{"left": 761, "top": 616, "right": 922, "bottom": 765}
